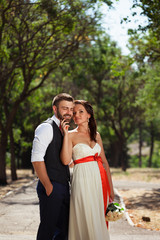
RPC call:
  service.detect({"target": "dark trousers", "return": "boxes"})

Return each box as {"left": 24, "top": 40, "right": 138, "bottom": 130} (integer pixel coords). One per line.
{"left": 36, "top": 180, "right": 70, "bottom": 240}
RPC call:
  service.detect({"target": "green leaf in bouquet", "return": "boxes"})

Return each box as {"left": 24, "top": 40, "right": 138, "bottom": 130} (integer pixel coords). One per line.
{"left": 114, "top": 203, "right": 120, "bottom": 207}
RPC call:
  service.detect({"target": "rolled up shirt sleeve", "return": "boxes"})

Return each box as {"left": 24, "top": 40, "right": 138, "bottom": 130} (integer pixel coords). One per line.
{"left": 31, "top": 122, "right": 53, "bottom": 162}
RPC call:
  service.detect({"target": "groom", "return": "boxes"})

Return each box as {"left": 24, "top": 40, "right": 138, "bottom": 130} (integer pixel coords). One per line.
{"left": 31, "top": 93, "right": 74, "bottom": 240}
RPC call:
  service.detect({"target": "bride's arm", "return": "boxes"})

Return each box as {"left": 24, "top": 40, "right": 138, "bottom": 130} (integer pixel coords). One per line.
{"left": 60, "top": 121, "right": 73, "bottom": 165}
{"left": 97, "top": 132, "right": 115, "bottom": 201}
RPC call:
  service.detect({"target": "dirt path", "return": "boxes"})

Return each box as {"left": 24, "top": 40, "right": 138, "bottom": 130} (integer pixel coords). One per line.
{"left": 0, "top": 168, "right": 160, "bottom": 232}
{"left": 112, "top": 168, "right": 160, "bottom": 232}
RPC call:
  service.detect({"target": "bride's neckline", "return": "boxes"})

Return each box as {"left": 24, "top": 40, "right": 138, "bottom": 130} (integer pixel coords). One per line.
{"left": 73, "top": 142, "right": 98, "bottom": 150}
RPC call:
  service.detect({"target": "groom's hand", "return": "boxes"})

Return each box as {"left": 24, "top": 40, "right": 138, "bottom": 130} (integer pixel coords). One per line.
{"left": 46, "top": 183, "right": 53, "bottom": 196}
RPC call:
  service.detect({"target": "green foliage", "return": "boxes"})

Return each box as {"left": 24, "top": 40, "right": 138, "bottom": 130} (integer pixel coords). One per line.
{"left": 134, "top": 63, "right": 160, "bottom": 121}
{"left": 128, "top": 0, "right": 160, "bottom": 62}
{"left": 1, "top": 0, "right": 160, "bottom": 177}
{"left": 6, "top": 152, "right": 11, "bottom": 168}
{"left": 129, "top": 152, "right": 160, "bottom": 168}
{"left": 1, "top": 0, "right": 115, "bottom": 182}
{"left": 0, "top": 0, "right": 102, "bottom": 127}
{"left": 128, "top": 139, "right": 160, "bottom": 168}
{"left": 152, "top": 152, "right": 160, "bottom": 168}
{"left": 125, "top": 1, "right": 160, "bottom": 169}
{"left": 132, "top": 0, "right": 160, "bottom": 34}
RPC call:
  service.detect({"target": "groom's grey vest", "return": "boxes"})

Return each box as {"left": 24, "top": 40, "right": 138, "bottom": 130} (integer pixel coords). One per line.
{"left": 44, "top": 118, "right": 70, "bottom": 185}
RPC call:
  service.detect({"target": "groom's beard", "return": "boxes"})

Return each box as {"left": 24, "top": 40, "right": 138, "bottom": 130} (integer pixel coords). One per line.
{"left": 57, "top": 109, "right": 72, "bottom": 123}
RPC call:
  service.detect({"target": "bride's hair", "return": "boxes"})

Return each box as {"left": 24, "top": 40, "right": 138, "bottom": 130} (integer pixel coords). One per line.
{"left": 74, "top": 100, "right": 97, "bottom": 142}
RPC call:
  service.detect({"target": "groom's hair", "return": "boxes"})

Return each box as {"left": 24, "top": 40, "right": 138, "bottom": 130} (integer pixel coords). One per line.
{"left": 52, "top": 93, "right": 74, "bottom": 107}
{"left": 74, "top": 100, "right": 97, "bottom": 142}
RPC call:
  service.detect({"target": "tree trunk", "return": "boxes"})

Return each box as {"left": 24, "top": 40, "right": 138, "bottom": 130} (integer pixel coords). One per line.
{"left": 120, "top": 143, "right": 127, "bottom": 171}
{"left": 148, "top": 122, "right": 154, "bottom": 168}
{"left": 9, "top": 128, "right": 17, "bottom": 181}
{"left": 138, "top": 122, "right": 142, "bottom": 168}
{"left": 110, "top": 141, "right": 121, "bottom": 167}
{"left": 114, "top": 133, "right": 127, "bottom": 171}
{"left": 110, "top": 137, "right": 128, "bottom": 170}
{"left": 0, "top": 134, "right": 7, "bottom": 185}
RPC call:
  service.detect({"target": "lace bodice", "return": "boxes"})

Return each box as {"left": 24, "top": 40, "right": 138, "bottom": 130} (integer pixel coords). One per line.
{"left": 72, "top": 143, "right": 101, "bottom": 161}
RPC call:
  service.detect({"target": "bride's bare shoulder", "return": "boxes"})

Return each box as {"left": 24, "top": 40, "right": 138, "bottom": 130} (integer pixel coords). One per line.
{"left": 96, "top": 131, "right": 102, "bottom": 142}
{"left": 96, "top": 131, "right": 100, "bottom": 138}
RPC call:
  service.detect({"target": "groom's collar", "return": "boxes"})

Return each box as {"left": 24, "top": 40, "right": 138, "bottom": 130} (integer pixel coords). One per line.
{"left": 51, "top": 115, "right": 60, "bottom": 127}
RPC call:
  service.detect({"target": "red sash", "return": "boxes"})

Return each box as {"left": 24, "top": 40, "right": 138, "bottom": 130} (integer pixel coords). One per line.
{"left": 74, "top": 153, "right": 111, "bottom": 227}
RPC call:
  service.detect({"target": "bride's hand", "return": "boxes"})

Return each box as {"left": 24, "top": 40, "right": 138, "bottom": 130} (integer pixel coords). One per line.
{"left": 61, "top": 119, "right": 70, "bottom": 135}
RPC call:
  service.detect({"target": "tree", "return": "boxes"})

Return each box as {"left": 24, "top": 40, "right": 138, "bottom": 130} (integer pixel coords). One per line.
{"left": 0, "top": 0, "right": 107, "bottom": 184}
{"left": 127, "top": 0, "right": 160, "bottom": 62}
{"left": 134, "top": 63, "right": 160, "bottom": 167}
{"left": 132, "top": 0, "right": 160, "bottom": 34}
{"left": 124, "top": 0, "right": 160, "bottom": 167}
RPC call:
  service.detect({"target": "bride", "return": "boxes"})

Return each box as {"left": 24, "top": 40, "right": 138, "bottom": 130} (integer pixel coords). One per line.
{"left": 60, "top": 100, "right": 114, "bottom": 240}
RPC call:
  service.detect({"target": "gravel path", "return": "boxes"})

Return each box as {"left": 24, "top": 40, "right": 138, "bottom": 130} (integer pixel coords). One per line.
{"left": 0, "top": 179, "right": 159, "bottom": 240}
{"left": 113, "top": 179, "right": 160, "bottom": 190}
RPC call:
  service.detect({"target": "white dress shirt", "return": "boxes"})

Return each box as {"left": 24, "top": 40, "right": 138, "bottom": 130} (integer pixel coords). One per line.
{"left": 31, "top": 115, "right": 60, "bottom": 162}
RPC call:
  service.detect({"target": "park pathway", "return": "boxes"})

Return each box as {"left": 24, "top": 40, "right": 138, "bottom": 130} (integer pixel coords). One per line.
{"left": 0, "top": 179, "right": 159, "bottom": 240}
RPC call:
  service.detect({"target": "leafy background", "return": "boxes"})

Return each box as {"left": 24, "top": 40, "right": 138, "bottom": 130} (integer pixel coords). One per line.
{"left": 0, "top": 0, "right": 160, "bottom": 184}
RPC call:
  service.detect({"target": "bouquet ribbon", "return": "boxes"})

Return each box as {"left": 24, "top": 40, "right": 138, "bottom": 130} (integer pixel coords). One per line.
{"left": 74, "top": 153, "right": 111, "bottom": 226}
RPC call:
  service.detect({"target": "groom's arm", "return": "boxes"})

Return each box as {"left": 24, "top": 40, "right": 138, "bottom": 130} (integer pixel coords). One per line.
{"left": 31, "top": 122, "right": 53, "bottom": 196}
{"left": 32, "top": 161, "right": 53, "bottom": 196}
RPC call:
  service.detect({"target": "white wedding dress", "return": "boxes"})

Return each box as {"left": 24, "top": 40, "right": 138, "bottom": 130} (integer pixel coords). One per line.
{"left": 68, "top": 143, "right": 110, "bottom": 240}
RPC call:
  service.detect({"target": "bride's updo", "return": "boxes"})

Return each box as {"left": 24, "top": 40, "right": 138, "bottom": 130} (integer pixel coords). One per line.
{"left": 74, "top": 100, "right": 97, "bottom": 142}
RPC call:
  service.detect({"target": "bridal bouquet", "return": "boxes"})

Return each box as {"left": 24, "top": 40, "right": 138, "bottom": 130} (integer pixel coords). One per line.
{"left": 105, "top": 202, "right": 124, "bottom": 221}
